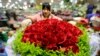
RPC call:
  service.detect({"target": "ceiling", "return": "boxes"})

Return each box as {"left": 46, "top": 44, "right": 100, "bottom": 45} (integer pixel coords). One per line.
{"left": 0, "top": 0, "right": 30, "bottom": 8}
{"left": 0, "top": 0, "right": 99, "bottom": 8}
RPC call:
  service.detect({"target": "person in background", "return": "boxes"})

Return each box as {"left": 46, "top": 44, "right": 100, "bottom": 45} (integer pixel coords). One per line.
{"left": 86, "top": 3, "right": 96, "bottom": 14}
{"left": 86, "top": 3, "right": 96, "bottom": 21}
{"left": 51, "top": 9, "right": 55, "bottom": 15}
{"left": 89, "top": 10, "right": 100, "bottom": 56}
{"left": 26, "top": 2, "right": 62, "bottom": 23}
{"left": 11, "top": 12, "right": 17, "bottom": 21}
{"left": 7, "top": 17, "right": 16, "bottom": 30}
{"left": 5, "top": 10, "right": 10, "bottom": 20}
{"left": 5, "top": 19, "right": 31, "bottom": 56}
{"left": 21, "top": 19, "right": 32, "bottom": 30}
{"left": 90, "top": 10, "right": 100, "bottom": 31}
{"left": 0, "top": 28, "right": 8, "bottom": 56}
{"left": 86, "top": 13, "right": 95, "bottom": 21}
{"left": 86, "top": 10, "right": 100, "bottom": 21}
{"left": 5, "top": 30, "right": 15, "bottom": 56}
{"left": 5, "top": 22, "right": 21, "bottom": 56}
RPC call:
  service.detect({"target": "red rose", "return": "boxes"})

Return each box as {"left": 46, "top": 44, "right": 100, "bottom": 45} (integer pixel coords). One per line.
{"left": 72, "top": 45, "right": 79, "bottom": 53}
{"left": 22, "top": 19, "right": 82, "bottom": 53}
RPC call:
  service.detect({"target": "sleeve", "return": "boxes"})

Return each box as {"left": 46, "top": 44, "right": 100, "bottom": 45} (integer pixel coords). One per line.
{"left": 30, "top": 16, "right": 37, "bottom": 23}
{"left": 25, "top": 15, "right": 37, "bottom": 23}
{"left": 21, "top": 19, "right": 32, "bottom": 29}
{"left": 90, "top": 16, "right": 95, "bottom": 21}
{"left": 53, "top": 15, "right": 63, "bottom": 21}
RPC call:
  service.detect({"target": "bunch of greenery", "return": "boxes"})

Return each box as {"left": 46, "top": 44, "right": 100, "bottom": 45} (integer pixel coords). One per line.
{"left": 13, "top": 25, "right": 90, "bottom": 56}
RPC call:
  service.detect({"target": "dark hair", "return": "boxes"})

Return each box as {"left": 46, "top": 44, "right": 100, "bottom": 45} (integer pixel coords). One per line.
{"left": 96, "top": 50, "right": 100, "bottom": 56}
{"left": 96, "top": 10, "right": 100, "bottom": 14}
{"left": 42, "top": 2, "right": 51, "bottom": 11}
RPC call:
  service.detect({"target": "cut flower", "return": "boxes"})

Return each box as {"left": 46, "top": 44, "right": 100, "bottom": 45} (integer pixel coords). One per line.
{"left": 22, "top": 19, "right": 82, "bottom": 53}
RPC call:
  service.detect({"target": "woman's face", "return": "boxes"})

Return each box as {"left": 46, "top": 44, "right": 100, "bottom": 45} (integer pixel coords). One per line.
{"left": 42, "top": 8, "right": 51, "bottom": 17}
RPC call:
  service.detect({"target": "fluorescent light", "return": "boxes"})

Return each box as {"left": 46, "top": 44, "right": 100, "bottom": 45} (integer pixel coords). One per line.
{"left": 24, "top": 1, "right": 27, "bottom": 5}
{"left": 40, "top": 3, "right": 42, "bottom": 5}
{"left": 0, "top": 3, "right": 2, "bottom": 7}
{"left": 18, "top": 0, "right": 22, "bottom": 2}
{"left": 17, "top": 5, "right": 22, "bottom": 9}
{"left": 51, "top": 0, "right": 54, "bottom": 3}
{"left": 15, "top": 1, "right": 18, "bottom": 4}
{"left": 6, "top": 3, "right": 10, "bottom": 7}
{"left": 10, "top": 4, "right": 15, "bottom": 8}
{"left": 49, "top": 3, "right": 52, "bottom": 5}
{"left": 8, "top": 0, "right": 11, "bottom": 2}
{"left": 23, "top": 6, "right": 28, "bottom": 10}
{"left": 60, "top": 0, "right": 64, "bottom": 5}
{"left": 0, "top": 0, "right": 1, "bottom": 2}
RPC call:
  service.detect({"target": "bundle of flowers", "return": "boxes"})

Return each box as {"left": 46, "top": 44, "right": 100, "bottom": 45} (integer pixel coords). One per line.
{"left": 13, "top": 19, "right": 90, "bottom": 56}
{"left": 65, "top": 4, "right": 87, "bottom": 17}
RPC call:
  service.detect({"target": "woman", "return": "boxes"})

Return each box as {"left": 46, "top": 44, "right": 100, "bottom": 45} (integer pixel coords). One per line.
{"left": 90, "top": 10, "right": 100, "bottom": 31}
{"left": 26, "top": 2, "right": 62, "bottom": 23}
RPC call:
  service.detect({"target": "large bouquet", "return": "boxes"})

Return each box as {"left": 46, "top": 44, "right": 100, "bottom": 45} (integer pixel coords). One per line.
{"left": 13, "top": 19, "right": 90, "bottom": 56}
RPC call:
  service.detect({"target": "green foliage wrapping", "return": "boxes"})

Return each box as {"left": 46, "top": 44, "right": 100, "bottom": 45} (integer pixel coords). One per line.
{"left": 76, "top": 26, "right": 90, "bottom": 56}
{"left": 13, "top": 30, "right": 66, "bottom": 56}
{"left": 13, "top": 26, "right": 90, "bottom": 56}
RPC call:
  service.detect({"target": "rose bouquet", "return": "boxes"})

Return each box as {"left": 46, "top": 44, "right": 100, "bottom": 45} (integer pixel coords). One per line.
{"left": 13, "top": 19, "right": 90, "bottom": 56}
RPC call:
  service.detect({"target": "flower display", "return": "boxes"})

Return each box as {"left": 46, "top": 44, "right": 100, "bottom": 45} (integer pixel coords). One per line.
{"left": 22, "top": 19, "right": 82, "bottom": 53}
{"left": 73, "top": 17, "right": 89, "bottom": 28}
